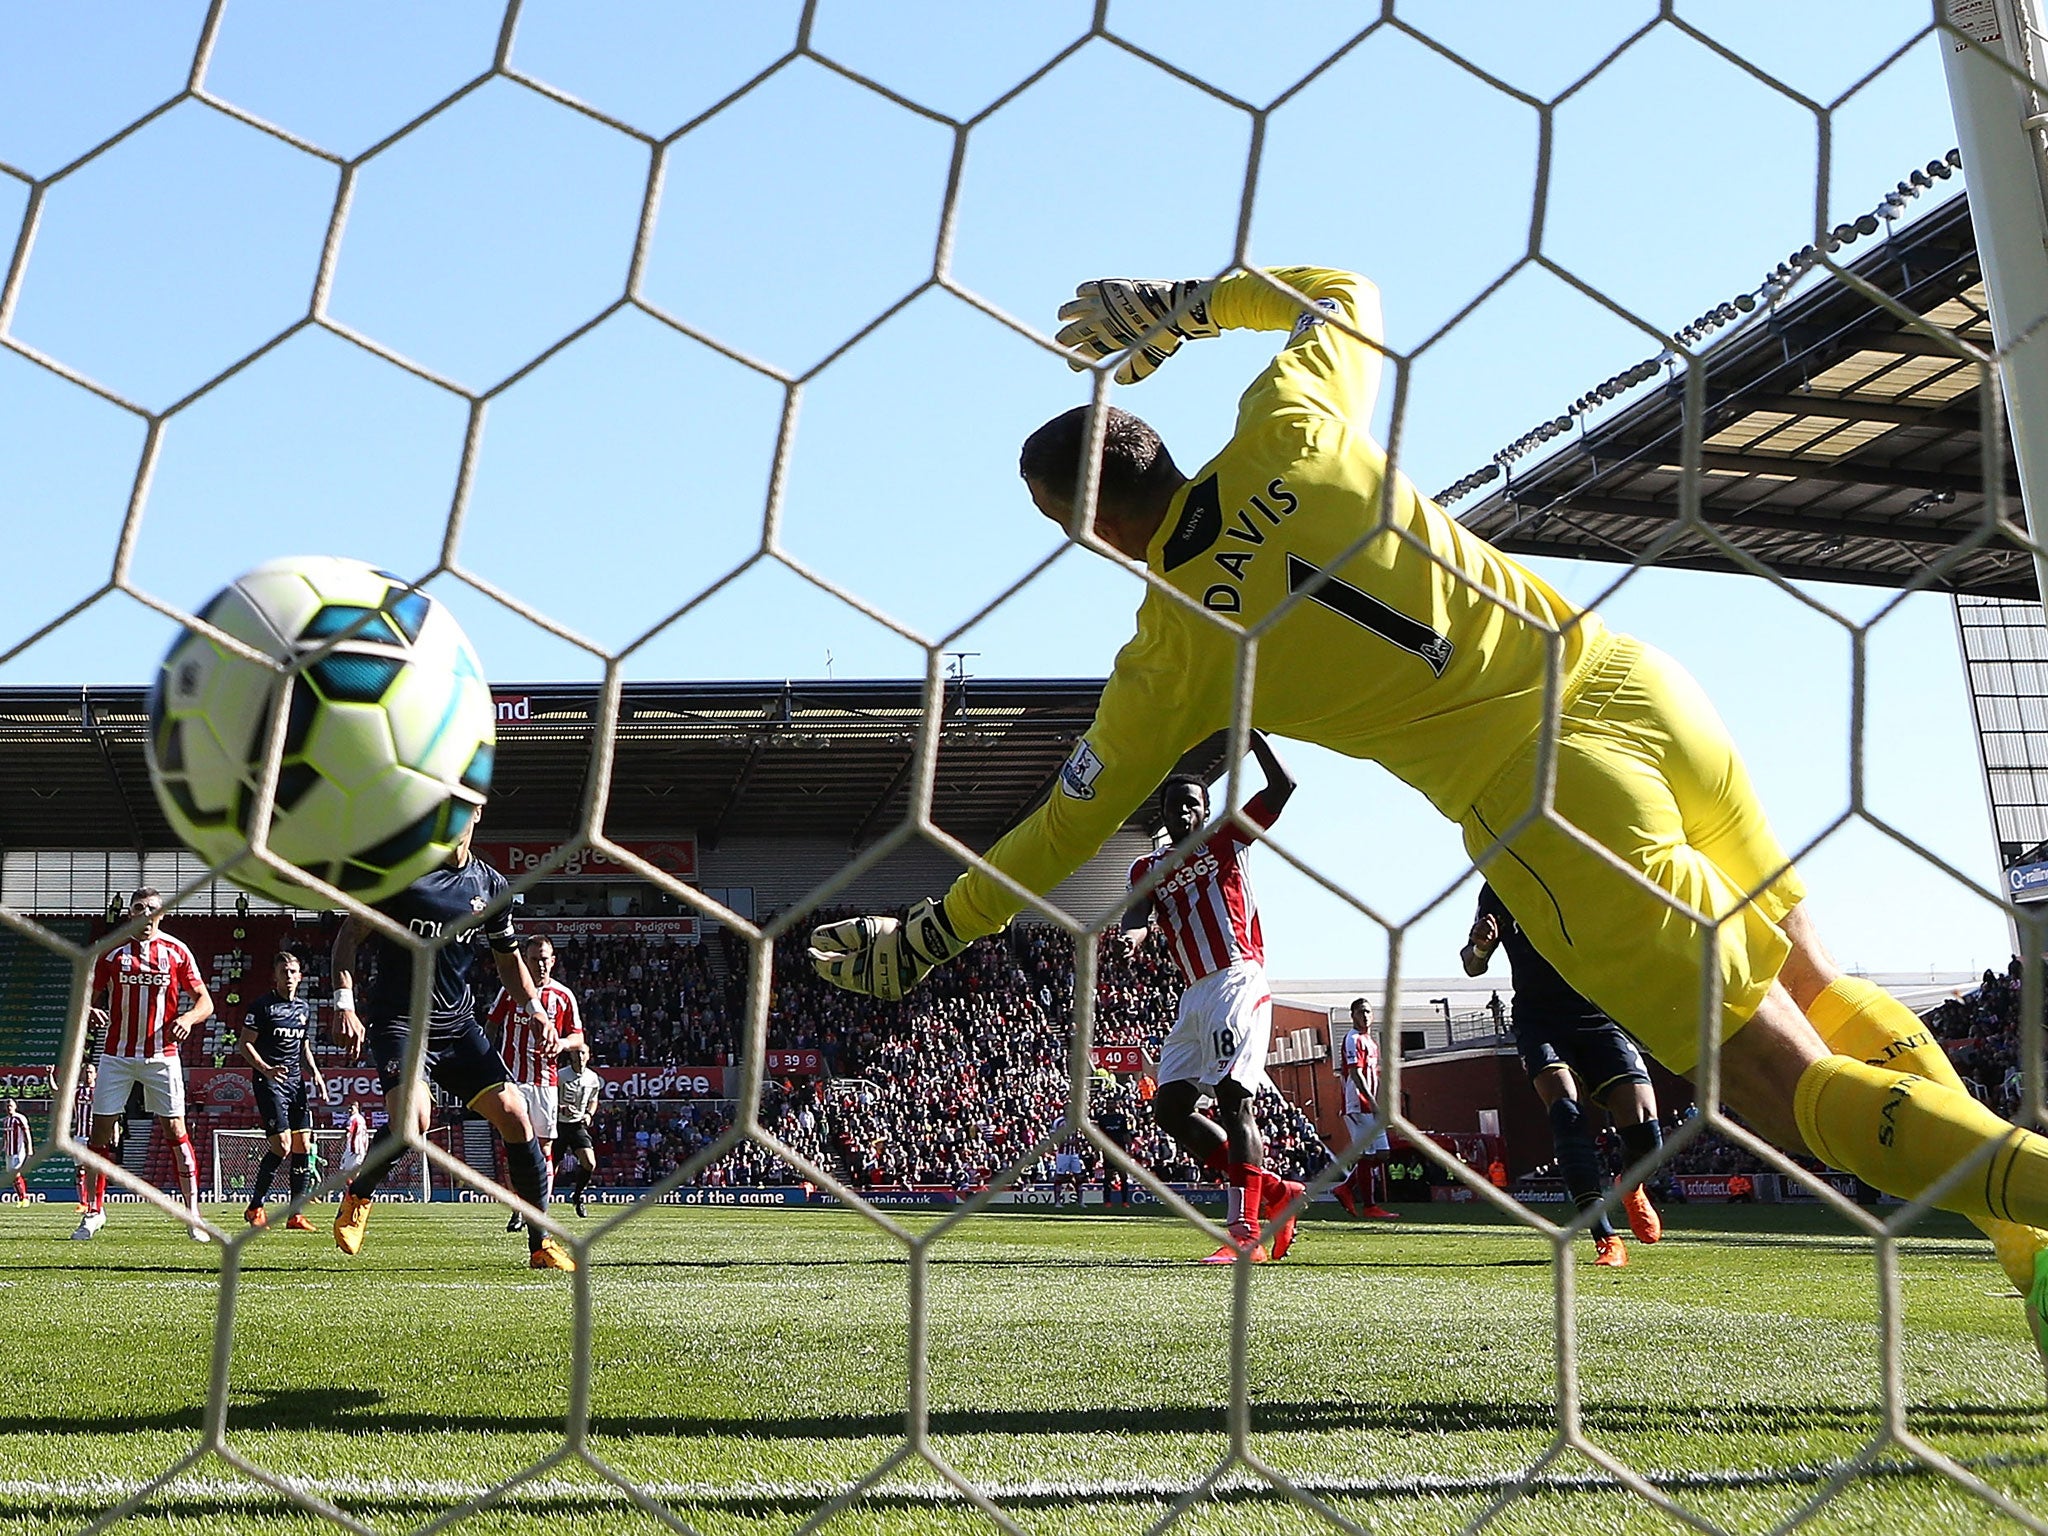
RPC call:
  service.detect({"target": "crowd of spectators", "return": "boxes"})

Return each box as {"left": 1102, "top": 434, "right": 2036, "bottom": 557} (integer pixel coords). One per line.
{"left": 556, "top": 918, "right": 1329, "bottom": 1193}
{"left": 550, "top": 931, "right": 734, "bottom": 1068}
{"left": 1925, "top": 957, "right": 2029, "bottom": 1118}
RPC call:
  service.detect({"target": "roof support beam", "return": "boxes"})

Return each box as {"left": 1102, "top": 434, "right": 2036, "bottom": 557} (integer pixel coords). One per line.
{"left": 1733, "top": 393, "right": 1981, "bottom": 430}
{"left": 1570, "top": 446, "right": 2015, "bottom": 500}
{"left": 1691, "top": 450, "right": 2011, "bottom": 498}
{"left": 1484, "top": 527, "right": 2036, "bottom": 596}
{"left": 848, "top": 742, "right": 921, "bottom": 850}
{"left": 1516, "top": 489, "right": 1996, "bottom": 550}
{"left": 80, "top": 687, "right": 145, "bottom": 857}
{"left": 699, "top": 736, "right": 768, "bottom": 852}
{"left": 1851, "top": 329, "right": 1983, "bottom": 358}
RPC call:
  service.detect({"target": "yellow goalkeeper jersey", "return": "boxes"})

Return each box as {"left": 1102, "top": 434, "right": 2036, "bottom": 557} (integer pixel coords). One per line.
{"left": 945, "top": 266, "right": 1601, "bottom": 941}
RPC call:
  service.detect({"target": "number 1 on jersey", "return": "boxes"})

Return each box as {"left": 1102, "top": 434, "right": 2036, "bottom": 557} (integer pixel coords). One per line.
{"left": 1286, "top": 554, "right": 1454, "bottom": 676}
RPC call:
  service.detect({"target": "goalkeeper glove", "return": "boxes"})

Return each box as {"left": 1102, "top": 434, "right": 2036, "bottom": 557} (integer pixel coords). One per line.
{"left": 808, "top": 896, "right": 969, "bottom": 1001}
{"left": 1056, "top": 278, "right": 1220, "bottom": 385}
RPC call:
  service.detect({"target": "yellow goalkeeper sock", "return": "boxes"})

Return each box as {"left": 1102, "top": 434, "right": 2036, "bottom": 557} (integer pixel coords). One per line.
{"left": 1808, "top": 976, "right": 2048, "bottom": 1291}
{"left": 1794, "top": 1054, "right": 2048, "bottom": 1232}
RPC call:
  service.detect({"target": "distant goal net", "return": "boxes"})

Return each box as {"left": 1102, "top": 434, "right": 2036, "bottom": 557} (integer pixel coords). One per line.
{"left": 210, "top": 1126, "right": 455, "bottom": 1205}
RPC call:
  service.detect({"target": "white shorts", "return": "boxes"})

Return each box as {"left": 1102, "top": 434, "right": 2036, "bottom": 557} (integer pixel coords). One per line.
{"left": 6, "top": 1152, "right": 23, "bottom": 1172}
{"left": 340, "top": 1145, "right": 367, "bottom": 1173}
{"left": 92, "top": 1055, "right": 185, "bottom": 1119}
{"left": 518, "top": 1083, "right": 559, "bottom": 1140}
{"left": 1156, "top": 961, "right": 1272, "bottom": 1092}
{"left": 1344, "top": 1111, "right": 1390, "bottom": 1154}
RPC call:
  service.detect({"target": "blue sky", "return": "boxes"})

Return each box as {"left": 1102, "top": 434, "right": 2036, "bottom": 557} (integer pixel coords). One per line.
{"left": 0, "top": 0, "right": 2012, "bottom": 982}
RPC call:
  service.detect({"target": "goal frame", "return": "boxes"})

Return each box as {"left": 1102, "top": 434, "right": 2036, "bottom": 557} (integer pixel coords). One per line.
{"left": 211, "top": 1125, "right": 435, "bottom": 1204}
{"left": 1944, "top": 0, "right": 2048, "bottom": 605}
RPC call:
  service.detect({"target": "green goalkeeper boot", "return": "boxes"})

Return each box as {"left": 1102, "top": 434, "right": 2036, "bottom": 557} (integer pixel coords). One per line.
{"left": 2030, "top": 1247, "right": 2048, "bottom": 1395}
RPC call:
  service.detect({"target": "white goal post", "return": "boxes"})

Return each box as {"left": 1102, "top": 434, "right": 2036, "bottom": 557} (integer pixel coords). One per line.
{"left": 1942, "top": 0, "right": 2048, "bottom": 606}
{"left": 211, "top": 1126, "right": 449, "bottom": 1204}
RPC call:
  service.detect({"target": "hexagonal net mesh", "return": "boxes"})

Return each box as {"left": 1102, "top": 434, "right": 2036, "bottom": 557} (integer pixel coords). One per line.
{"left": 1, "top": 2, "right": 2045, "bottom": 1533}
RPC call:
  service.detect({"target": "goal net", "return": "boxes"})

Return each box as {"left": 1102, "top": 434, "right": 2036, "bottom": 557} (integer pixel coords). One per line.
{"left": 210, "top": 1126, "right": 451, "bottom": 1205}
{"left": 3, "top": 4, "right": 2046, "bottom": 1535}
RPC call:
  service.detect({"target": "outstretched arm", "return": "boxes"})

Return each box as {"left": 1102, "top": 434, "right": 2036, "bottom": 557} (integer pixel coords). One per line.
{"left": 1246, "top": 730, "right": 1296, "bottom": 822}
{"left": 1206, "top": 267, "right": 1384, "bottom": 433}
{"left": 1053, "top": 267, "right": 1382, "bottom": 429}
{"left": 1120, "top": 862, "right": 1155, "bottom": 955}
{"left": 811, "top": 601, "right": 1221, "bottom": 1003}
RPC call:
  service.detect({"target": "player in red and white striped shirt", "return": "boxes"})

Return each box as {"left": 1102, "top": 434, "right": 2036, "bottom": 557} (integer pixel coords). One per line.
{"left": 1123, "top": 732, "right": 1299, "bottom": 1263}
{"left": 487, "top": 935, "right": 583, "bottom": 1231}
{"left": 71, "top": 889, "right": 214, "bottom": 1241}
{"left": 1335, "top": 997, "right": 1398, "bottom": 1219}
{"left": 4, "top": 1098, "right": 32, "bottom": 1200}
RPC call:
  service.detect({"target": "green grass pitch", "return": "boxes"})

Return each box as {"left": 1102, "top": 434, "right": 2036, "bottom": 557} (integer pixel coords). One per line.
{"left": 0, "top": 1200, "right": 2041, "bottom": 1535}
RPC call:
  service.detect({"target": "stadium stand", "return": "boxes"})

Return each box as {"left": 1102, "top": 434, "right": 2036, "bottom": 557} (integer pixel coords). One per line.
{"left": 570, "top": 917, "right": 1330, "bottom": 1194}
{"left": 0, "top": 917, "right": 94, "bottom": 1066}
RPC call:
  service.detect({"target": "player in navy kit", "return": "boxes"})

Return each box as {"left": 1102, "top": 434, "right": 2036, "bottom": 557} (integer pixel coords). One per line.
{"left": 236, "top": 951, "right": 328, "bottom": 1230}
{"left": 328, "top": 819, "right": 573, "bottom": 1270}
{"left": 1462, "top": 881, "right": 1665, "bottom": 1267}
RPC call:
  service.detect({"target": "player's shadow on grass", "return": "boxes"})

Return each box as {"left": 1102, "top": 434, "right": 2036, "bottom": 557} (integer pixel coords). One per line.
{"left": 26, "top": 1262, "right": 227, "bottom": 1276}
{"left": 591, "top": 1256, "right": 1556, "bottom": 1272}
{"left": 14, "top": 1395, "right": 2038, "bottom": 1441}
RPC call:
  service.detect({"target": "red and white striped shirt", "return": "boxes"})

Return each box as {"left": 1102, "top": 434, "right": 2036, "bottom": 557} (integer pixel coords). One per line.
{"left": 489, "top": 980, "right": 581, "bottom": 1087}
{"left": 90, "top": 934, "right": 203, "bottom": 1059}
{"left": 1341, "top": 1025, "right": 1380, "bottom": 1115}
{"left": 4, "top": 1110, "right": 30, "bottom": 1162}
{"left": 1129, "top": 791, "right": 1278, "bottom": 986}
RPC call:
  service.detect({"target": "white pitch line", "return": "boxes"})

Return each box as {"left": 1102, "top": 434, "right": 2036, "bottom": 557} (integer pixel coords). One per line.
{"left": 1, "top": 1451, "right": 2043, "bottom": 1509}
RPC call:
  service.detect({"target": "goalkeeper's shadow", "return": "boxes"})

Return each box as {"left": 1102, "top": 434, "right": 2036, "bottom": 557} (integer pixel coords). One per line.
{"left": 10, "top": 1394, "right": 2036, "bottom": 1443}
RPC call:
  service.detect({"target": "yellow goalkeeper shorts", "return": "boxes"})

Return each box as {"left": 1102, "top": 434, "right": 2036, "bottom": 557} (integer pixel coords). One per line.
{"left": 1458, "top": 631, "right": 1806, "bottom": 1075}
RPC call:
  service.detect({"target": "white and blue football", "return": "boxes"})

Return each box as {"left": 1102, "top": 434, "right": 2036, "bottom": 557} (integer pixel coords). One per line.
{"left": 146, "top": 556, "right": 495, "bottom": 906}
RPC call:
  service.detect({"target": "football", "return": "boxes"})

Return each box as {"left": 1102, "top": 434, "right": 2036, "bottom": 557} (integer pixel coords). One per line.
{"left": 145, "top": 556, "right": 496, "bottom": 906}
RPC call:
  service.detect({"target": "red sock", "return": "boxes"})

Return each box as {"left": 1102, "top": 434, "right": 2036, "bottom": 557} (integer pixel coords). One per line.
{"left": 1348, "top": 1162, "right": 1376, "bottom": 1205}
{"left": 1258, "top": 1167, "right": 1295, "bottom": 1217}
{"left": 171, "top": 1133, "right": 199, "bottom": 1203}
{"left": 91, "top": 1169, "right": 106, "bottom": 1213}
{"left": 12, "top": 1176, "right": 23, "bottom": 1200}
{"left": 77, "top": 1167, "right": 88, "bottom": 1207}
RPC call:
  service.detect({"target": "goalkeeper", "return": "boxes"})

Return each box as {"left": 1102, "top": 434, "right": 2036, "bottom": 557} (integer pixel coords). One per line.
{"left": 810, "top": 266, "right": 2048, "bottom": 1366}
